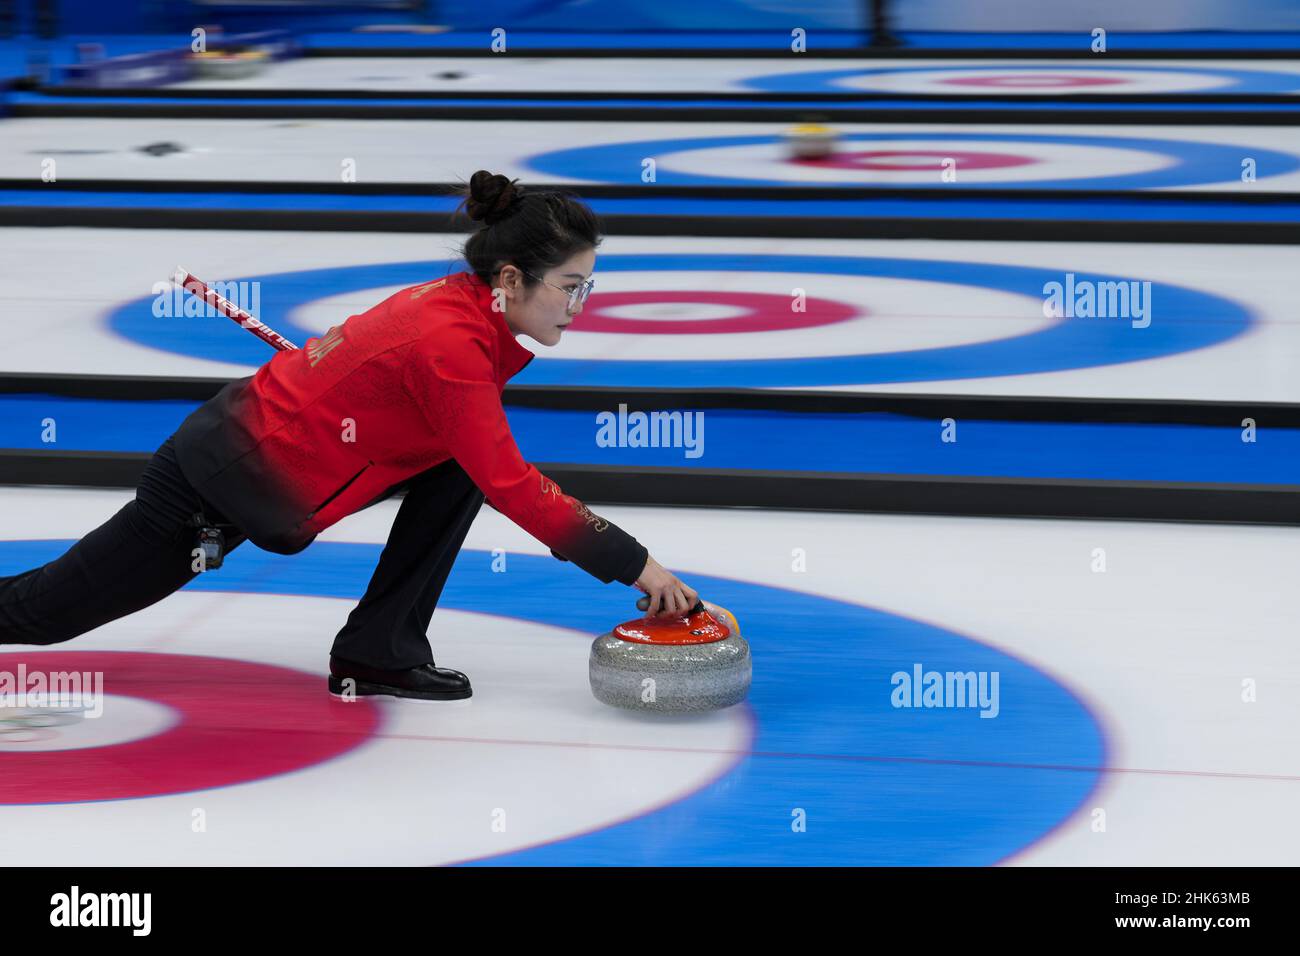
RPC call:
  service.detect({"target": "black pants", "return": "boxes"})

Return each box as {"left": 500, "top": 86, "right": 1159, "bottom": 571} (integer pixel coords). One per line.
{"left": 0, "top": 435, "right": 484, "bottom": 670}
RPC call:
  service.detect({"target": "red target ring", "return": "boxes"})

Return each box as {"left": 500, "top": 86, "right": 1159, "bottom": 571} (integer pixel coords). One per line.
{"left": 575, "top": 290, "right": 859, "bottom": 335}
{"left": 0, "top": 652, "right": 382, "bottom": 804}
{"left": 941, "top": 74, "right": 1127, "bottom": 89}
{"left": 797, "top": 149, "right": 1036, "bottom": 171}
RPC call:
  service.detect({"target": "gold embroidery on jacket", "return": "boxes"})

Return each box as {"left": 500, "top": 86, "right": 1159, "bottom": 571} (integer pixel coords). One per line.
{"left": 539, "top": 475, "right": 608, "bottom": 532}
{"left": 307, "top": 326, "right": 345, "bottom": 367}
{"left": 409, "top": 278, "right": 448, "bottom": 300}
{"left": 573, "top": 501, "right": 609, "bottom": 533}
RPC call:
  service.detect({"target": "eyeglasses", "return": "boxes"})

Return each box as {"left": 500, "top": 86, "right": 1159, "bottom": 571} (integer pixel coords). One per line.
{"left": 521, "top": 268, "right": 595, "bottom": 311}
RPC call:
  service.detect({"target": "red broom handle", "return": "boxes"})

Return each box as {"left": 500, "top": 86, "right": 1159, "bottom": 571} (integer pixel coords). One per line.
{"left": 171, "top": 267, "right": 299, "bottom": 352}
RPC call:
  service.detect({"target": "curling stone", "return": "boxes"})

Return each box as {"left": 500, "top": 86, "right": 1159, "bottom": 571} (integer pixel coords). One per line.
{"left": 136, "top": 141, "right": 184, "bottom": 157}
{"left": 589, "top": 598, "right": 750, "bottom": 712}
{"left": 783, "top": 122, "right": 839, "bottom": 161}
{"left": 190, "top": 48, "right": 269, "bottom": 80}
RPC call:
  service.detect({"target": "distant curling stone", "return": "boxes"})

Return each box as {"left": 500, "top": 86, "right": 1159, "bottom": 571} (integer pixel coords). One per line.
{"left": 589, "top": 600, "right": 750, "bottom": 712}
{"left": 136, "top": 141, "right": 185, "bottom": 157}
{"left": 783, "top": 122, "right": 840, "bottom": 160}
{"left": 190, "top": 47, "right": 270, "bottom": 80}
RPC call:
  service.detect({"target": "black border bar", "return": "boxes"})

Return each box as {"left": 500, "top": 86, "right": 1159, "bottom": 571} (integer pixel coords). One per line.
{"left": 2, "top": 866, "right": 1284, "bottom": 941}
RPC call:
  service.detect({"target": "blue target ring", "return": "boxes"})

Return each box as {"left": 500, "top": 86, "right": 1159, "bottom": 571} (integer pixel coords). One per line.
{"left": 0, "top": 538, "right": 1106, "bottom": 864}
{"left": 742, "top": 63, "right": 1300, "bottom": 95}
{"left": 526, "top": 131, "right": 1300, "bottom": 190}
{"left": 108, "top": 254, "right": 1253, "bottom": 389}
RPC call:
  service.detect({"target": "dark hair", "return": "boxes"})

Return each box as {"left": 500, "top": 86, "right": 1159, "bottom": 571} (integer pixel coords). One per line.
{"left": 456, "top": 170, "right": 601, "bottom": 289}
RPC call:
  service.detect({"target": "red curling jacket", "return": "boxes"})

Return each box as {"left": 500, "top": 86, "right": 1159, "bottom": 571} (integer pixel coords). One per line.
{"left": 171, "top": 270, "right": 648, "bottom": 586}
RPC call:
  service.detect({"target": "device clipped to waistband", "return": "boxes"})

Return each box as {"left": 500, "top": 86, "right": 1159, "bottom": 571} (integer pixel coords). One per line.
{"left": 191, "top": 511, "right": 226, "bottom": 571}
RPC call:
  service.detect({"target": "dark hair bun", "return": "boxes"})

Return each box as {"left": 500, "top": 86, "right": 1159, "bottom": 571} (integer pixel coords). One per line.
{"left": 465, "top": 170, "right": 523, "bottom": 225}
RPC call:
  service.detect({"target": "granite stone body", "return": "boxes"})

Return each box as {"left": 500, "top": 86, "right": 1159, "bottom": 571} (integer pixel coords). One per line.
{"left": 589, "top": 603, "right": 751, "bottom": 712}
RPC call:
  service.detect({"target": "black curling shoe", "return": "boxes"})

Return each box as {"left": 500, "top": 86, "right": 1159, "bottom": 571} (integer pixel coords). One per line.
{"left": 328, "top": 656, "right": 472, "bottom": 701}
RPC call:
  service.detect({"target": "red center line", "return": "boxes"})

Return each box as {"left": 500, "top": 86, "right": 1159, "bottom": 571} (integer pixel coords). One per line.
{"left": 370, "top": 732, "right": 1300, "bottom": 783}
{"left": 17, "top": 721, "right": 1295, "bottom": 784}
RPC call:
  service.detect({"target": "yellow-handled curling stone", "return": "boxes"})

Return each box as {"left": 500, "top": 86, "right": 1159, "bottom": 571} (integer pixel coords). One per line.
{"left": 190, "top": 47, "right": 270, "bottom": 80}
{"left": 589, "top": 597, "right": 750, "bottom": 712}
{"left": 783, "top": 122, "right": 840, "bottom": 160}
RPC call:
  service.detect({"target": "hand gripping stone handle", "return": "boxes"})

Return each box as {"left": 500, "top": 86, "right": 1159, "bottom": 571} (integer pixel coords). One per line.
{"left": 637, "top": 595, "right": 706, "bottom": 615}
